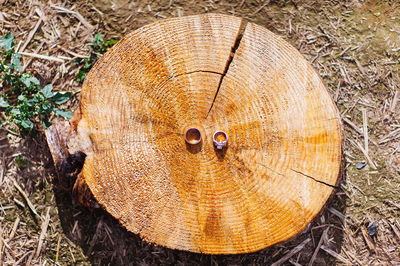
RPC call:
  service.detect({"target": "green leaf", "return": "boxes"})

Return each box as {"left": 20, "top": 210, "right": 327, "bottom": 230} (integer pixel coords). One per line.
{"left": 0, "top": 96, "right": 9, "bottom": 108}
{"left": 91, "top": 33, "right": 103, "bottom": 46}
{"left": 105, "top": 40, "right": 118, "bottom": 46}
{"left": 41, "top": 84, "right": 54, "bottom": 98}
{"left": 22, "top": 75, "right": 40, "bottom": 88}
{"left": 54, "top": 108, "right": 73, "bottom": 119}
{"left": 0, "top": 32, "right": 15, "bottom": 52}
{"left": 25, "top": 98, "right": 34, "bottom": 107}
{"left": 40, "top": 101, "right": 53, "bottom": 115}
{"left": 52, "top": 92, "right": 72, "bottom": 105}
{"left": 17, "top": 94, "right": 25, "bottom": 101}
{"left": 11, "top": 53, "right": 22, "bottom": 72}
{"left": 77, "top": 70, "right": 86, "bottom": 83}
{"left": 15, "top": 154, "right": 27, "bottom": 168}
{"left": 96, "top": 32, "right": 103, "bottom": 41}
{"left": 11, "top": 108, "right": 21, "bottom": 115}
{"left": 21, "top": 119, "right": 33, "bottom": 129}
{"left": 42, "top": 119, "right": 51, "bottom": 128}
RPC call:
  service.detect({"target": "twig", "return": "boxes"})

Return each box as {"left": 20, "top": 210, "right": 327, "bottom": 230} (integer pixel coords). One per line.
{"left": 58, "top": 55, "right": 74, "bottom": 61}
{"left": 51, "top": 5, "right": 94, "bottom": 30}
{"left": 161, "top": 0, "right": 174, "bottom": 10}
{"left": 289, "top": 260, "right": 302, "bottom": 266}
{"left": 342, "top": 249, "right": 363, "bottom": 265}
{"left": 0, "top": 235, "right": 16, "bottom": 258}
{"left": 91, "top": 6, "right": 104, "bottom": 16}
{"left": 348, "top": 139, "right": 377, "bottom": 169}
{"left": 22, "top": 41, "right": 44, "bottom": 72}
{"left": 13, "top": 197, "right": 25, "bottom": 208}
{"left": 55, "top": 234, "right": 61, "bottom": 263}
{"left": 343, "top": 117, "right": 363, "bottom": 135}
{"left": 0, "top": 206, "right": 14, "bottom": 212}
{"left": 308, "top": 227, "right": 329, "bottom": 266}
{"left": 35, "top": 207, "right": 51, "bottom": 258}
{"left": 362, "top": 109, "right": 368, "bottom": 154}
{"left": 252, "top": 0, "right": 270, "bottom": 15}
{"left": 320, "top": 245, "right": 351, "bottom": 264}
{"left": 177, "top": 7, "right": 183, "bottom": 17}
{"left": 0, "top": 11, "right": 8, "bottom": 22}
{"left": 334, "top": 81, "right": 341, "bottom": 102}
{"left": 59, "top": 47, "right": 89, "bottom": 59}
{"left": 343, "top": 117, "right": 379, "bottom": 146}
{"left": 26, "top": 250, "right": 34, "bottom": 266}
{"left": 20, "top": 18, "right": 43, "bottom": 53}
{"left": 361, "top": 226, "right": 375, "bottom": 251}
{"left": 13, "top": 180, "right": 41, "bottom": 220}
{"left": 0, "top": 156, "right": 4, "bottom": 186}
{"left": 339, "top": 64, "right": 351, "bottom": 84}
{"left": 15, "top": 251, "right": 32, "bottom": 265}
{"left": 104, "top": 223, "right": 115, "bottom": 245}
{"left": 341, "top": 94, "right": 359, "bottom": 116}
{"left": 328, "top": 207, "right": 345, "bottom": 222}
{"left": 35, "top": 7, "right": 45, "bottom": 21}
{"left": 390, "top": 90, "right": 398, "bottom": 112}
{"left": 20, "top": 51, "right": 65, "bottom": 63}
{"left": 389, "top": 222, "right": 400, "bottom": 239}
{"left": 318, "top": 25, "right": 333, "bottom": 42}
{"left": 15, "top": 40, "right": 23, "bottom": 53}
{"left": 74, "top": 21, "right": 81, "bottom": 37}
{"left": 9, "top": 216, "right": 20, "bottom": 240}
{"left": 69, "top": 246, "right": 76, "bottom": 263}
{"left": 350, "top": 182, "right": 366, "bottom": 195}
{"left": 271, "top": 238, "right": 311, "bottom": 266}
{"left": 0, "top": 229, "right": 3, "bottom": 263}
{"left": 3, "top": 127, "right": 19, "bottom": 137}
{"left": 354, "top": 59, "right": 367, "bottom": 76}
{"left": 379, "top": 128, "right": 400, "bottom": 144}
{"left": 385, "top": 200, "right": 400, "bottom": 210}
{"left": 338, "top": 45, "right": 351, "bottom": 57}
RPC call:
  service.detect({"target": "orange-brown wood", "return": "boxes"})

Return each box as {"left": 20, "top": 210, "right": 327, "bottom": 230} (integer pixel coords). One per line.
{"left": 66, "top": 13, "right": 342, "bottom": 254}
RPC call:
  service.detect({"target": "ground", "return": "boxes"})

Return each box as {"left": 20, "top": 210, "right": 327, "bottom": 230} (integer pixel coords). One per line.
{"left": 0, "top": 0, "right": 399, "bottom": 265}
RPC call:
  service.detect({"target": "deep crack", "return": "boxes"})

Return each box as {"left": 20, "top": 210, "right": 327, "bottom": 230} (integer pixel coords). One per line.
{"left": 205, "top": 19, "right": 247, "bottom": 118}
{"left": 291, "top": 169, "right": 339, "bottom": 189}
{"left": 256, "top": 162, "right": 338, "bottom": 189}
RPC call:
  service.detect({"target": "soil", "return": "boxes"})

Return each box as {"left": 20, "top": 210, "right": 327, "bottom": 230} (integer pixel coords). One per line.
{"left": 0, "top": 0, "right": 399, "bottom": 265}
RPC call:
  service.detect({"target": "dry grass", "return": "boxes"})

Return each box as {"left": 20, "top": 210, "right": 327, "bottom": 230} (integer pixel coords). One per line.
{"left": 0, "top": 0, "right": 399, "bottom": 265}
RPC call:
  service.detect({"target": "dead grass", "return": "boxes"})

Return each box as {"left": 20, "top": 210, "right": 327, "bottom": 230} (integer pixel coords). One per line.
{"left": 0, "top": 0, "right": 399, "bottom": 265}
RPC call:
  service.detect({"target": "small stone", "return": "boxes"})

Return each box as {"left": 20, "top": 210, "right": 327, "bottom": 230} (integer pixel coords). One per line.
{"left": 367, "top": 222, "right": 377, "bottom": 236}
{"left": 356, "top": 161, "right": 366, "bottom": 170}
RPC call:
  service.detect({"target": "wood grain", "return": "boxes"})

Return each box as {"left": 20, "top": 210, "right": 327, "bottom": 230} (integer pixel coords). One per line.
{"left": 68, "top": 13, "right": 343, "bottom": 254}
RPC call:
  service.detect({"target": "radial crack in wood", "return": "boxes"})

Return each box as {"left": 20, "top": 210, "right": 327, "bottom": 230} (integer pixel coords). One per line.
{"left": 46, "top": 13, "right": 343, "bottom": 254}
{"left": 290, "top": 169, "right": 339, "bottom": 189}
{"left": 206, "top": 19, "right": 247, "bottom": 117}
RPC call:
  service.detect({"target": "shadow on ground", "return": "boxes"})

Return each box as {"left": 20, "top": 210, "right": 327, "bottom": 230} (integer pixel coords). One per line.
{"left": 52, "top": 166, "right": 347, "bottom": 265}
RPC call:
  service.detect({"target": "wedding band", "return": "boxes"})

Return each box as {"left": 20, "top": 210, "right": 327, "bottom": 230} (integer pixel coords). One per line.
{"left": 185, "top": 127, "right": 202, "bottom": 145}
{"left": 213, "top": 131, "right": 228, "bottom": 149}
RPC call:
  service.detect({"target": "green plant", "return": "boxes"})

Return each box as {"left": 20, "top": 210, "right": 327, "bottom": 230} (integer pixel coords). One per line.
{"left": 14, "top": 154, "right": 27, "bottom": 168}
{"left": 0, "top": 32, "right": 73, "bottom": 137}
{"left": 75, "top": 33, "right": 117, "bottom": 83}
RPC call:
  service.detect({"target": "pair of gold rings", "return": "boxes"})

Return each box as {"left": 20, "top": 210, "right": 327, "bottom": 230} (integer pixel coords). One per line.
{"left": 185, "top": 128, "right": 227, "bottom": 149}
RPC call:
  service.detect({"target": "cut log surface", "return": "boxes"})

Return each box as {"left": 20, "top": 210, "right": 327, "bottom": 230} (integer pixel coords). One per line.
{"left": 68, "top": 14, "right": 343, "bottom": 254}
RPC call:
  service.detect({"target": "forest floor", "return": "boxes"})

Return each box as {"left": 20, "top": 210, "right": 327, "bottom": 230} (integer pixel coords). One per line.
{"left": 0, "top": 0, "right": 399, "bottom": 265}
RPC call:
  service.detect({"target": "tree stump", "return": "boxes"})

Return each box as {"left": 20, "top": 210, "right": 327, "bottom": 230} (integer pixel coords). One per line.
{"left": 46, "top": 13, "right": 343, "bottom": 254}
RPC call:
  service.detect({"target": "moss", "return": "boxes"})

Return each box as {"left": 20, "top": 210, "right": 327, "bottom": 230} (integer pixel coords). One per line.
{"left": 346, "top": 154, "right": 400, "bottom": 221}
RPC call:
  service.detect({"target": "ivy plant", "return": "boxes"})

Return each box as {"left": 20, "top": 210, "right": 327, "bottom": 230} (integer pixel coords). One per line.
{"left": 75, "top": 32, "right": 117, "bottom": 83}
{"left": 0, "top": 32, "right": 73, "bottom": 137}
